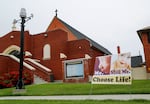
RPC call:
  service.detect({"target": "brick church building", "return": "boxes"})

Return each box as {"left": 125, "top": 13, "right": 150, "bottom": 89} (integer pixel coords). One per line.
{"left": 0, "top": 14, "right": 111, "bottom": 83}
{"left": 137, "top": 26, "right": 150, "bottom": 78}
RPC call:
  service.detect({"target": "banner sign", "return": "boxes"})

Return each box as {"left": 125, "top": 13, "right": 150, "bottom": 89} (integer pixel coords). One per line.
{"left": 92, "top": 52, "right": 132, "bottom": 84}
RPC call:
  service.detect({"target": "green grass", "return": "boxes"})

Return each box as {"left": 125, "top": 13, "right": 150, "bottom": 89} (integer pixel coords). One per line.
{"left": 0, "top": 100, "right": 150, "bottom": 104}
{"left": 0, "top": 80, "right": 150, "bottom": 96}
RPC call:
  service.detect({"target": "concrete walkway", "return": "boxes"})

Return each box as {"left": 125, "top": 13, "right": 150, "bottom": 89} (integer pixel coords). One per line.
{"left": 0, "top": 94, "right": 150, "bottom": 100}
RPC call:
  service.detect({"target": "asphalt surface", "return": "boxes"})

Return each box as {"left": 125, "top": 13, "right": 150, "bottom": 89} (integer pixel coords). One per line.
{"left": 0, "top": 94, "right": 150, "bottom": 100}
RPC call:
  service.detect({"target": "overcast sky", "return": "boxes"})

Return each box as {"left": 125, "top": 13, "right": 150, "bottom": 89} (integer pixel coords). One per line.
{"left": 1, "top": 0, "right": 150, "bottom": 59}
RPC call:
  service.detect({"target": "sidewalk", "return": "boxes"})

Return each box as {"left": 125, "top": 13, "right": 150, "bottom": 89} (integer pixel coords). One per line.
{"left": 0, "top": 94, "right": 150, "bottom": 100}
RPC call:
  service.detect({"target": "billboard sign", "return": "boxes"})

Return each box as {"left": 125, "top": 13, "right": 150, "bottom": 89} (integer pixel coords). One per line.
{"left": 92, "top": 52, "right": 132, "bottom": 84}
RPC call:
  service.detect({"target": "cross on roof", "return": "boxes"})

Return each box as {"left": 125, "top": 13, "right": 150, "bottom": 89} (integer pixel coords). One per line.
{"left": 55, "top": 9, "right": 58, "bottom": 17}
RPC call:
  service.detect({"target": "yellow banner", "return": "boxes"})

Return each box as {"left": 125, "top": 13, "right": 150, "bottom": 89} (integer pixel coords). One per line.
{"left": 92, "top": 75, "right": 132, "bottom": 84}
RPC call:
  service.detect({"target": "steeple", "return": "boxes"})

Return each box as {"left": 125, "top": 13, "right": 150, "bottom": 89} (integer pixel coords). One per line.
{"left": 12, "top": 19, "right": 17, "bottom": 31}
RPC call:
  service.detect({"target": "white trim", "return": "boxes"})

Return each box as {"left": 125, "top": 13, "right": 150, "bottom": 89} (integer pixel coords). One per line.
{"left": 64, "top": 60, "right": 84, "bottom": 79}
{"left": 43, "top": 44, "right": 50, "bottom": 60}
{"left": 32, "top": 59, "right": 40, "bottom": 62}
{"left": 0, "top": 53, "right": 35, "bottom": 70}
{"left": 3, "top": 45, "right": 20, "bottom": 54}
{"left": 60, "top": 53, "right": 67, "bottom": 59}
{"left": 63, "top": 58, "right": 89, "bottom": 63}
{"left": 43, "top": 57, "right": 50, "bottom": 60}
{"left": 25, "top": 58, "right": 51, "bottom": 72}
{"left": 85, "top": 54, "right": 92, "bottom": 59}
{"left": 25, "top": 51, "right": 32, "bottom": 57}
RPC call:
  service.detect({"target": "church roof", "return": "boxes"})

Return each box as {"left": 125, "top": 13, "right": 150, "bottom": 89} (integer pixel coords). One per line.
{"left": 57, "top": 17, "right": 111, "bottom": 55}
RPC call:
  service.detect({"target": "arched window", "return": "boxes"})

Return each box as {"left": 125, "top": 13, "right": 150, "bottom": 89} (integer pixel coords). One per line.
{"left": 43, "top": 44, "right": 50, "bottom": 60}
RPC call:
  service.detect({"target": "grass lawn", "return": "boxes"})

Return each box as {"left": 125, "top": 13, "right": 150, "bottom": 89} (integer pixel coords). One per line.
{"left": 0, "top": 100, "right": 150, "bottom": 104}
{"left": 0, "top": 80, "right": 150, "bottom": 96}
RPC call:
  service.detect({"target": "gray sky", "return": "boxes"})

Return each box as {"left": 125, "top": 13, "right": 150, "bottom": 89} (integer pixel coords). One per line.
{"left": 1, "top": 0, "right": 150, "bottom": 59}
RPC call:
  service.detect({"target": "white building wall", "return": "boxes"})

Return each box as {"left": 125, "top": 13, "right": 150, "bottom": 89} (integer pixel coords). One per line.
{"left": 132, "top": 67, "right": 147, "bottom": 80}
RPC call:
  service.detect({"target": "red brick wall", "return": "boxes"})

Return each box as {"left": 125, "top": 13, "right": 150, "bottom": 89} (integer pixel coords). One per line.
{"left": 0, "top": 31, "right": 20, "bottom": 53}
{"left": 31, "top": 29, "right": 68, "bottom": 80}
{"left": 67, "top": 39, "right": 91, "bottom": 59}
{"left": 0, "top": 31, "right": 31, "bottom": 53}
{"left": 0, "top": 55, "right": 31, "bottom": 75}
{"left": 0, "top": 56, "right": 9, "bottom": 75}
{"left": 140, "top": 32, "right": 150, "bottom": 72}
{"left": 0, "top": 29, "right": 107, "bottom": 82}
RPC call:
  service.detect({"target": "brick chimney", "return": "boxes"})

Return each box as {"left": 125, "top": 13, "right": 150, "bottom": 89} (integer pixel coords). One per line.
{"left": 117, "top": 46, "right": 121, "bottom": 54}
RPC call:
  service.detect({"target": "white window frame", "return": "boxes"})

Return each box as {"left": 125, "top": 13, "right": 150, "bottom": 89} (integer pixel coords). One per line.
{"left": 43, "top": 44, "right": 50, "bottom": 60}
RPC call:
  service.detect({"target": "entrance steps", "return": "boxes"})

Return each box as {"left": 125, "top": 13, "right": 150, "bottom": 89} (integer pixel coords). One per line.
{"left": 33, "top": 75, "right": 48, "bottom": 84}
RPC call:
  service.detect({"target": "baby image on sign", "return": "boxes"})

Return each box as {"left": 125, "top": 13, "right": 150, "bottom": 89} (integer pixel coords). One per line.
{"left": 110, "top": 52, "right": 131, "bottom": 75}
{"left": 94, "top": 55, "right": 111, "bottom": 75}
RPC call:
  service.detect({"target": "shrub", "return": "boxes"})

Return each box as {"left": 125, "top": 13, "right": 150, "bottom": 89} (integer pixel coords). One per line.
{"left": 0, "top": 70, "right": 33, "bottom": 89}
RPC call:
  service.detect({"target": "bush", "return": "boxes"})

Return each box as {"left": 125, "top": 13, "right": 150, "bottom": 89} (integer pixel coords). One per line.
{"left": 0, "top": 70, "right": 33, "bottom": 89}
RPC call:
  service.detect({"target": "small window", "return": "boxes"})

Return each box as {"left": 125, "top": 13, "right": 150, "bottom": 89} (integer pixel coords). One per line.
{"left": 148, "top": 32, "right": 150, "bottom": 43}
{"left": 43, "top": 44, "right": 50, "bottom": 60}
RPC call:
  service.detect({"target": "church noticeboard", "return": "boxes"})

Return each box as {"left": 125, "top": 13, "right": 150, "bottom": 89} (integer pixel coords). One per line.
{"left": 92, "top": 52, "right": 132, "bottom": 84}
{"left": 64, "top": 60, "right": 84, "bottom": 79}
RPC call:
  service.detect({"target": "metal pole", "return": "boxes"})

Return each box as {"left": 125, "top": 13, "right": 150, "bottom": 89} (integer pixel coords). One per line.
{"left": 16, "top": 17, "right": 25, "bottom": 89}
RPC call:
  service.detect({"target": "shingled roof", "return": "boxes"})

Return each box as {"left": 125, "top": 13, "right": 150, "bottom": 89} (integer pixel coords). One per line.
{"left": 57, "top": 17, "right": 111, "bottom": 55}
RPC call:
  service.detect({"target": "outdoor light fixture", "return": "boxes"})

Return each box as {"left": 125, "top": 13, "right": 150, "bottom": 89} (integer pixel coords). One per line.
{"left": 14, "top": 8, "right": 33, "bottom": 89}
{"left": 20, "top": 8, "right": 27, "bottom": 18}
